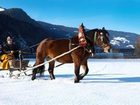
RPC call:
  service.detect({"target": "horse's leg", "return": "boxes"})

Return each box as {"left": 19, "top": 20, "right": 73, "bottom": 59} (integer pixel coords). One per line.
{"left": 32, "top": 59, "right": 45, "bottom": 80}
{"left": 71, "top": 50, "right": 83, "bottom": 83}
{"left": 79, "top": 60, "right": 89, "bottom": 80}
{"left": 48, "top": 61, "right": 55, "bottom": 80}
{"left": 72, "top": 57, "right": 81, "bottom": 83}
{"left": 39, "top": 65, "right": 45, "bottom": 77}
{"left": 73, "top": 62, "right": 81, "bottom": 83}
{"left": 32, "top": 71, "right": 37, "bottom": 80}
{"left": 74, "top": 65, "right": 80, "bottom": 83}
{"left": 32, "top": 38, "right": 49, "bottom": 80}
{"left": 32, "top": 63, "right": 37, "bottom": 80}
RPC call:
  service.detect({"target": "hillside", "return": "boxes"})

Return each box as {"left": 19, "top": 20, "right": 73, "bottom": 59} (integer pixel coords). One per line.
{"left": 0, "top": 7, "right": 139, "bottom": 51}
{"left": 109, "top": 30, "right": 139, "bottom": 49}
{"left": 0, "top": 7, "right": 76, "bottom": 50}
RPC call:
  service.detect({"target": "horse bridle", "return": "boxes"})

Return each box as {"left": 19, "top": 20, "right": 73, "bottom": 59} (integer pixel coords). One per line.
{"left": 90, "top": 30, "right": 109, "bottom": 48}
{"left": 69, "top": 29, "right": 109, "bottom": 51}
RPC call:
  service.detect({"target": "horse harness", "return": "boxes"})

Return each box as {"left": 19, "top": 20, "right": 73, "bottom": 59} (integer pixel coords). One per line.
{"left": 68, "top": 35, "right": 94, "bottom": 56}
{"left": 68, "top": 29, "right": 109, "bottom": 56}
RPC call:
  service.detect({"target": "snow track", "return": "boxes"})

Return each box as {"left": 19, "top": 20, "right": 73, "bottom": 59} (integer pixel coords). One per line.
{"left": 0, "top": 59, "right": 140, "bottom": 105}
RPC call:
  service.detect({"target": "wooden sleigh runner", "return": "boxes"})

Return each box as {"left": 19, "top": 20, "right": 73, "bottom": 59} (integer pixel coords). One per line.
{"left": 9, "top": 59, "right": 29, "bottom": 76}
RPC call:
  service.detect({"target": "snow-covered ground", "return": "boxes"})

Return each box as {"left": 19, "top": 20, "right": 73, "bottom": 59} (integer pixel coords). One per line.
{"left": 0, "top": 59, "right": 140, "bottom": 105}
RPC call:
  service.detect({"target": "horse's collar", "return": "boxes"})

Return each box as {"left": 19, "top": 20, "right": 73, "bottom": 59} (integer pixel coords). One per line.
{"left": 68, "top": 39, "right": 79, "bottom": 50}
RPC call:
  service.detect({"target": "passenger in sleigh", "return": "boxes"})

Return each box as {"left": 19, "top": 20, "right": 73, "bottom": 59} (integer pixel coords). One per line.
{"left": 0, "top": 44, "right": 10, "bottom": 70}
{"left": 0, "top": 44, "right": 5, "bottom": 61}
{"left": 0, "top": 36, "right": 19, "bottom": 70}
{"left": 3, "top": 36, "right": 19, "bottom": 59}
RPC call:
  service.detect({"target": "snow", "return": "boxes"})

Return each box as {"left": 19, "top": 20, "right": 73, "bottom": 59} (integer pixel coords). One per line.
{"left": 126, "top": 44, "right": 134, "bottom": 48}
{"left": 0, "top": 7, "right": 5, "bottom": 12}
{"left": 110, "top": 37, "right": 130, "bottom": 46}
{"left": 110, "top": 39, "right": 121, "bottom": 46}
{"left": 0, "top": 59, "right": 140, "bottom": 105}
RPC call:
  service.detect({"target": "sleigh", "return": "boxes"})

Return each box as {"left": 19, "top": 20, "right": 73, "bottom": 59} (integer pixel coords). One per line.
{"left": 8, "top": 59, "right": 29, "bottom": 77}
{"left": 0, "top": 59, "right": 29, "bottom": 76}
{"left": 8, "top": 59, "right": 29, "bottom": 70}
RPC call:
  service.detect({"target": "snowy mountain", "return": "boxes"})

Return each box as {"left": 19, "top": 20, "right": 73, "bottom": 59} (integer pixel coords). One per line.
{"left": 111, "top": 37, "right": 134, "bottom": 48}
{"left": 38, "top": 21, "right": 77, "bottom": 38}
{"left": 0, "top": 11, "right": 48, "bottom": 49}
{"left": 0, "top": 8, "right": 41, "bottom": 27}
{"left": 109, "top": 30, "right": 139, "bottom": 49}
{"left": 111, "top": 37, "right": 130, "bottom": 46}
{"left": 0, "top": 7, "right": 139, "bottom": 51}
{"left": 0, "top": 8, "right": 76, "bottom": 50}
{"left": 38, "top": 22, "right": 139, "bottom": 49}
{"left": 0, "top": 7, "right": 5, "bottom": 12}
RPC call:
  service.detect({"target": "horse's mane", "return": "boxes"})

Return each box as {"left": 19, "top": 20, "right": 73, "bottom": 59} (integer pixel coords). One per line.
{"left": 86, "top": 29, "right": 98, "bottom": 34}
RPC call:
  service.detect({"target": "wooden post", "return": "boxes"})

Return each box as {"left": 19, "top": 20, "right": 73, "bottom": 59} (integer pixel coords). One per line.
{"left": 19, "top": 50, "right": 22, "bottom": 71}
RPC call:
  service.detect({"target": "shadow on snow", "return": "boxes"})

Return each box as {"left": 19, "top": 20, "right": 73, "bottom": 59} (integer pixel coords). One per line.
{"left": 82, "top": 74, "right": 140, "bottom": 83}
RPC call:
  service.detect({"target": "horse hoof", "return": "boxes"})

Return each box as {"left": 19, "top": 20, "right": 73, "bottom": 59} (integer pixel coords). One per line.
{"left": 50, "top": 77, "right": 55, "bottom": 80}
{"left": 31, "top": 76, "right": 36, "bottom": 80}
{"left": 74, "top": 79, "right": 80, "bottom": 83}
{"left": 50, "top": 75, "right": 55, "bottom": 80}
{"left": 79, "top": 75, "right": 84, "bottom": 80}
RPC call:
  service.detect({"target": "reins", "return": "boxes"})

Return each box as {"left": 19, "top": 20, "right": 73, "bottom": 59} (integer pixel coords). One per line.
{"left": 5, "top": 42, "right": 40, "bottom": 56}
{"left": 21, "top": 43, "right": 40, "bottom": 51}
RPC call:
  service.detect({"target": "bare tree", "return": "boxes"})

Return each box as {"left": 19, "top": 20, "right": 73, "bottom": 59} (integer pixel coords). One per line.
{"left": 135, "top": 36, "right": 140, "bottom": 57}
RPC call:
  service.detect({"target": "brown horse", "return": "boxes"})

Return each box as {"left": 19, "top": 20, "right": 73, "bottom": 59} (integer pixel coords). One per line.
{"left": 32, "top": 25, "right": 111, "bottom": 83}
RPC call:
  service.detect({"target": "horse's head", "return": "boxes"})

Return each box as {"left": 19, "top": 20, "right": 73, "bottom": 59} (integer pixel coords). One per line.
{"left": 86, "top": 27, "right": 111, "bottom": 53}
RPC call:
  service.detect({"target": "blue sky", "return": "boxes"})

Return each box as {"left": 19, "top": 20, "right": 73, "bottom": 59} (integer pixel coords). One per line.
{"left": 0, "top": 0, "right": 140, "bottom": 34}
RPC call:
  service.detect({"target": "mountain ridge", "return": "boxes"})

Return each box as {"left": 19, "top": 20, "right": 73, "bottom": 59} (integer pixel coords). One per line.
{"left": 0, "top": 7, "right": 139, "bottom": 50}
